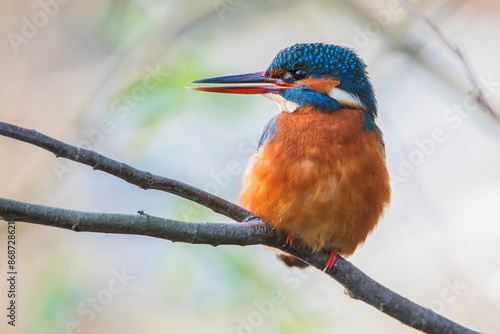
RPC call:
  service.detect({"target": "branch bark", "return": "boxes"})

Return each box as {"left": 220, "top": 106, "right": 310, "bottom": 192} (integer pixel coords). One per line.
{"left": 0, "top": 121, "right": 483, "bottom": 334}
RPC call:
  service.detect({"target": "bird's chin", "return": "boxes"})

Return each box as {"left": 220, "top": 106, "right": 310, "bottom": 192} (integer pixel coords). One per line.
{"left": 263, "top": 93, "right": 300, "bottom": 113}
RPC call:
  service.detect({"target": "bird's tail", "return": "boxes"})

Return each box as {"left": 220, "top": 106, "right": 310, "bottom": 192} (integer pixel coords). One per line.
{"left": 278, "top": 253, "right": 309, "bottom": 268}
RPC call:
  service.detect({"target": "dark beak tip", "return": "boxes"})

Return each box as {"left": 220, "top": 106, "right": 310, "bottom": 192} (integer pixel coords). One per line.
{"left": 186, "top": 71, "right": 293, "bottom": 94}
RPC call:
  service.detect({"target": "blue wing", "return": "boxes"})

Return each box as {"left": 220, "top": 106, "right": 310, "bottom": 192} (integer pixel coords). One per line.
{"left": 258, "top": 116, "right": 277, "bottom": 150}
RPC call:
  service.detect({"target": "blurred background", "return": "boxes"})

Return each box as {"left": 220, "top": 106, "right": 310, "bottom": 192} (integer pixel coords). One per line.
{"left": 1, "top": 0, "right": 499, "bottom": 333}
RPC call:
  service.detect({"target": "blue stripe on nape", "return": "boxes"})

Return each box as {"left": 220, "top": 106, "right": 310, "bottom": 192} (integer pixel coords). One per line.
{"left": 279, "top": 86, "right": 378, "bottom": 131}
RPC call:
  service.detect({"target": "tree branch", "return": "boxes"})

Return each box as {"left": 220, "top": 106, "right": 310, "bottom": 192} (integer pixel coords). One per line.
{"left": 0, "top": 197, "right": 273, "bottom": 246}
{"left": 401, "top": 0, "right": 499, "bottom": 122}
{"left": 0, "top": 121, "right": 482, "bottom": 334}
{"left": 0, "top": 121, "right": 253, "bottom": 222}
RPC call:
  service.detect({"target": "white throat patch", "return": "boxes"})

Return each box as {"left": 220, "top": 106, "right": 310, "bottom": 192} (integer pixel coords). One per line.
{"left": 263, "top": 93, "right": 300, "bottom": 113}
{"left": 328, "top": 87, "right": 364, "bottom": 110}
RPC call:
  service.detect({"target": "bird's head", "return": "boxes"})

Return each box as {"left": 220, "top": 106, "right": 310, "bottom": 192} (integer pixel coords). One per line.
{"left": 189, "top": 43, "right": 377, "bottom": 129}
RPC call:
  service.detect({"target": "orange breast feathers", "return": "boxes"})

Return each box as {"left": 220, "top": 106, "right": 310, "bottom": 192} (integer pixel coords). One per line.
{"left": 239, "top": 108, "right": 391, "bottom": 256}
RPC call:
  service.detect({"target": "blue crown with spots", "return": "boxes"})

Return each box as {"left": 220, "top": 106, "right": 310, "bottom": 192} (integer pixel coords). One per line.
{"left": 266, "top": 43, "right": 377, "bottom": 119}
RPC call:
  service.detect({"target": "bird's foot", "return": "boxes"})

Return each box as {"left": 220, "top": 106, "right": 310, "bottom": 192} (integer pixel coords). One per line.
{"left": 283, "top": 235, "right": 293, "bottom": 248}
{"left": 323, "top": 250, "right": 338, "bottom": 272}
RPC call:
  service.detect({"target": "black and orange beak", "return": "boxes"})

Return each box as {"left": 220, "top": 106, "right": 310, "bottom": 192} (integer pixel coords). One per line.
{"left": 188, "top": 71, "right": 293, "bottom": 94}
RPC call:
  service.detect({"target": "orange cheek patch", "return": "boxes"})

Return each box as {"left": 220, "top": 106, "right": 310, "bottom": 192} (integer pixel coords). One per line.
{"left": 300, "top": 77, "right": 339, "bottom": 94}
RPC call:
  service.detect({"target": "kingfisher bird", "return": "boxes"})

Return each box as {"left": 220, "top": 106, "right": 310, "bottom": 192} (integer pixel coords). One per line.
{"left": 189, "top": 43, "right": 391, "bottom": 271}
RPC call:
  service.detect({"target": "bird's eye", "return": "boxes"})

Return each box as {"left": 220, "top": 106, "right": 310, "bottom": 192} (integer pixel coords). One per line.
{"left": 292, "top": 69, "right": 307, "bottom": 80}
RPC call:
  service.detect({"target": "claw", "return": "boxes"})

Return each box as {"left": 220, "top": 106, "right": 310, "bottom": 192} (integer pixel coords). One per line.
{"left": 323, "top": 250, "right": 338, "bottom": 272}
{"left": 283, "top": 235, "right": 293, "bottom": 248}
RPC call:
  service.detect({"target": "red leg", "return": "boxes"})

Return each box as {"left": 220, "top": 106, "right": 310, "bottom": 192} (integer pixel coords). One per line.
{"left": 323, "top": 250, "right": 338, "bottom": 272}
{"left": 283, "top": 235, "right": 293, "bottom": 248}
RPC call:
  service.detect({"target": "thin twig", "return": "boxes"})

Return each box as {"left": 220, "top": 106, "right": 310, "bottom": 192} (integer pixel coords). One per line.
{"left": 0, "top": 197, "right": 482, "bottom": 334}
{"left": 401, "top": 0, "right": 499, "bottom": 121}
{"left": 0, "top": 122, "right": 483, "bottom": 334}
